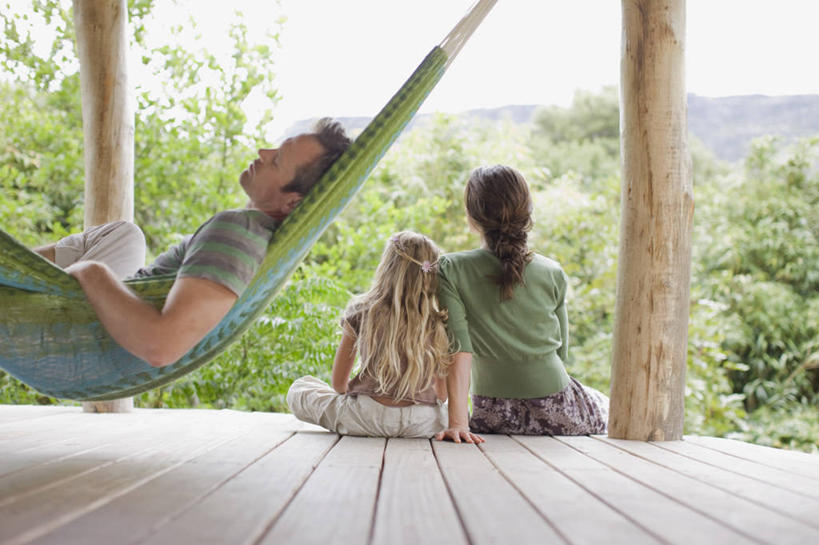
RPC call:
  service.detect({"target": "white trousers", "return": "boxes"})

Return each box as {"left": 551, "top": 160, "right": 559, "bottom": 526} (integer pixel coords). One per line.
{"left": 287, "top": 376, "right": 448, "bottom": 438}
{"left": 54, "top": 221, "right": 146, "bottom": 280}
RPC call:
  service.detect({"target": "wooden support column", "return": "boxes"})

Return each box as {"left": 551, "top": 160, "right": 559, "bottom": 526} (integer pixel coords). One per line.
{"left": 74, "top": 0, "right": 135, "bottom": 413}
{"left": 608, "top": 0, "right": 693, "bottom": 440}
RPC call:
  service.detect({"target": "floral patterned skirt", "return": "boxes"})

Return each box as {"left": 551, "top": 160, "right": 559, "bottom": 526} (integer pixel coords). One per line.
{"left": 469, "top": 377, "right": 610, "bottom": 435}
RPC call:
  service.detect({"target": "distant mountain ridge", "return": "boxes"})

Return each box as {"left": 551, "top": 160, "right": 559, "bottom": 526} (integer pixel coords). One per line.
{"left": 285, "top": 94, "right": 819, "bottom": 163}
{"left": 687, "top": 95, "right": 819, "bottom": 161}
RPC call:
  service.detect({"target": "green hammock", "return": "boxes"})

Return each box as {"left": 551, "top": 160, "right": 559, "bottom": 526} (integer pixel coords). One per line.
{"left": 0, "top": 1, "right": 496, "bottom": 401}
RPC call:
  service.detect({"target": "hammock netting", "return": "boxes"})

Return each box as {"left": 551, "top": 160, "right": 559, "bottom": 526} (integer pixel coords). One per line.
{"left": 0, "top": 1, "right": 495, "bottom": 401}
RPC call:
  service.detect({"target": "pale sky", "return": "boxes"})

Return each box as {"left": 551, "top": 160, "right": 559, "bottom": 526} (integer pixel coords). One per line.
{"left": 8, "top": 0, "right": 819, "bottom": 140}
{"left": 266, "top": 0, "right": 819, "bottom": 139}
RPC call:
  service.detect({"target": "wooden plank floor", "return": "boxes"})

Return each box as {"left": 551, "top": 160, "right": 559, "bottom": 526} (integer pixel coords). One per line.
{"left": 1, "top": 405, "right": 817, "bottom": 545}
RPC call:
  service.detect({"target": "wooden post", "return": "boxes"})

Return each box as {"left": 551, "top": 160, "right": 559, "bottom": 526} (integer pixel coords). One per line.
{"left": 74, "top": 0, "right": 135, "bottom": 413}
{"left": 608, "top": 0, "right": 693, "bottom": 440}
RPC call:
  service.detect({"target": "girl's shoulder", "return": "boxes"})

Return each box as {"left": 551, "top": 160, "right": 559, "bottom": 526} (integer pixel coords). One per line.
{"left": 341, "top": 299, "right": 368, "bottom": 333}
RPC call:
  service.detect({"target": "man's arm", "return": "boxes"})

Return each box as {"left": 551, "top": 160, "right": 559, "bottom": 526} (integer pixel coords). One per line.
{"left": 66, "top": 261, "right": 237, "bottom": 367}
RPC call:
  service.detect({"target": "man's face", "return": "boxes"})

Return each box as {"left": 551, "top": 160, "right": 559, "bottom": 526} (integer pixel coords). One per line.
{"left": 239, "top": 134, "right": 324, "bottom": 220}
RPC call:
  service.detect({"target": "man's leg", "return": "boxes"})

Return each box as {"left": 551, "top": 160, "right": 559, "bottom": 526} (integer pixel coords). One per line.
{"left": 32, "top": 222, "right": 146, "bottom": 414}
{"left": 32, "top": 243, "right": 57, "bottom": 263}
{"left": 48, "top": 221, "right": 145, "bottom": 280}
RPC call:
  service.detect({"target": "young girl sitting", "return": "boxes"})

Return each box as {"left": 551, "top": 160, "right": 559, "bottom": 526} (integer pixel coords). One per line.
{"left": 287, "top": 231, "right": 452, "bottom": 438}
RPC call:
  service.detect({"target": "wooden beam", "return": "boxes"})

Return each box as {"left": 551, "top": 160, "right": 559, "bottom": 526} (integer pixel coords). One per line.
{"left": 74, "top": 0, "right": 134, "bottom": 227}
{"left": 608, "top": 0, "right": 693, "bottom": 440}
{"left": 73, "top": 0, "right": 134, "bottom": 413}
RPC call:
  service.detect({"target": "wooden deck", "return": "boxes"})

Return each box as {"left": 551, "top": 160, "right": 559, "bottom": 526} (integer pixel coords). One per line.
{"left": 1, "top": 405, "right": 817, "bottom": 545}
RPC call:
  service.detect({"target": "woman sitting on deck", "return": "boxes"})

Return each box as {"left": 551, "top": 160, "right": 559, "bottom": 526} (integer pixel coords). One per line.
{"left": 435, "top": 165, "right": 610, "bottom": 443}
{"left": 287, "top": 231, "right": 452, "bottom": 438}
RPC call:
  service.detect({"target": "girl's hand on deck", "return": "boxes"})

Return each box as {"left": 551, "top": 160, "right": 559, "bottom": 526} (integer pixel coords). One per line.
{"left": 434, "top": 427, "right": 485, "bottom": 444}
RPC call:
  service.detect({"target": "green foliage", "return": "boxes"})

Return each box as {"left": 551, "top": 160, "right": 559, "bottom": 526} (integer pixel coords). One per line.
{"left": 0, "top": 369, "right": 76, "bottom": 406}
{"left": 684, "top": 298, "right": 747, "bottom": 436}
{"left": 0, "top": 0, "right": 282, "bottom": 252}
{"left": 0, "top": 78, "right": 83, "bottom": 244}
{"left": 132, "top": 7, "right": 282, "bottom": 254}
{"left": 534, "top": 86, "right": 620, "bottom": 144}
{"left": 307, "top": 190, "right": 455, "bottom": 294}
{"left": 531, "top": 86, "right": 620, "bottom": 187}
{"left": 694, "top": 136, "right": 819, "bottom": 420}
{"left": 731, "top": 404, "right": 819, "bottom": 454}
{"left": 529, "top": 170, "right": 619, "bottom": 392}
{"left": 0, "top": 1, "right": 76, "bottom": 93}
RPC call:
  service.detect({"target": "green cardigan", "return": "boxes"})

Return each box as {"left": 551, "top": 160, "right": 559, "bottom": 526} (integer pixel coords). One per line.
{"left": 437, "top": 249, "right": 571, "bottom": 398}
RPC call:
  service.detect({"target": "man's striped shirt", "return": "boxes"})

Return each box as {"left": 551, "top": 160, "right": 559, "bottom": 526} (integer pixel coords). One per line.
{"left": 131, "top": 209, "right": 278, "bottom": 296}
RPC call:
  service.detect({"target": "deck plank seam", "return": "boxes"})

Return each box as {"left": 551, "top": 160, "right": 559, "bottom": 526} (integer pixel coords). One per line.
{"left": 594, "top": 436, "right": 819, "bottom": 531}
{"left": 430, "top": 439, "right": 476, "bottom": 545}
{"left": 4, "top": 427, "right": 254, "bottom": 545}
{"left": 131, "top": 429, "right": 299, "bottom": 545}
{"left": 0, "top": 440, "right": 167, "bottom": 508}
{"left": 0, "top": 413, "right": 252, "bottom": 508}
{"left": 651, "top": 441, "right": 819, "bottom": 500}
{"left": 4, "top": 432, "right": 105, "bottom": 454}
{"left": 1, "top": 412, "right": 171, "bottom": 477}
{"left": 476, "top": 438, "right": 572, "bottom": 545}
{"left": 0, "top": 410, "right": 80, "bottom": 429}
{"left": 683, "top": 437, "right": 819, "bottom": 482}
{"left": 250, "top": 432, "right": 343, "bottom": 545}
{"left": 365, "top": 437, "right": 389, "bottom": 545}
{"left": 512, "top": 436, "right": 675, "bottom": 545}
{"left": 0, "top": 413, "right": 97, "bottom": 442}
{"left": 553, "top": 437, "right": 771, "bottom": 545}
{"left": 0, "top": 441, "right": 112, "bottom": 481}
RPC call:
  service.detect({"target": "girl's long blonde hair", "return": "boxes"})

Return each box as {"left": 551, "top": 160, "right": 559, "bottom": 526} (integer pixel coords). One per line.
{"left": 346, "top": 231, "right": 452, "bottom": 402}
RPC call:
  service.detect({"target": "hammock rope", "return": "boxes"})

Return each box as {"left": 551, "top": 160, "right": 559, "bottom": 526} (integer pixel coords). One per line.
{"left": 0, "top": 0, "right": 497, "bottom": 401}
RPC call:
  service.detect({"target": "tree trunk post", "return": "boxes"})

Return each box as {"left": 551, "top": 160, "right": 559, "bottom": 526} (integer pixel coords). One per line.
{"left": 73, "top": 0, "right": 135, "bottom": 413}
{"left": 608, "top": 0, "right": 694, "bottom": 440}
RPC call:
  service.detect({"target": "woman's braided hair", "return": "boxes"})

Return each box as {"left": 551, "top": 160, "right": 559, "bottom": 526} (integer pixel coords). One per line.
{"left": 465, "top": 165, "right": 534, "bottom": 301}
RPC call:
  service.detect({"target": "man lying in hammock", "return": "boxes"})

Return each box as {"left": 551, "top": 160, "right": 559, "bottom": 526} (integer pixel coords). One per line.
{"left": 32, "top": 118, "right": 351, "bottom": 368}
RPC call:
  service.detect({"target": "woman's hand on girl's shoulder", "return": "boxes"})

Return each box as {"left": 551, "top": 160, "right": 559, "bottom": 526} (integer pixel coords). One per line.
{"left": 434, "top": 427, "right": 485, "bottom": 444}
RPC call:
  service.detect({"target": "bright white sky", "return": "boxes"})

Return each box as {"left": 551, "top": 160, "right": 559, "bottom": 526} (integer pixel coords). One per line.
{"left": 265, "top": 0, "right": 819, "bottom": 139}
{"left": 9, "top": 0, "right": 819, "bottom": 141}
